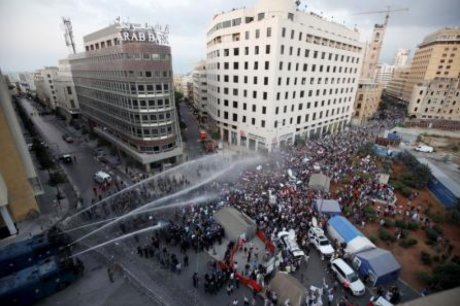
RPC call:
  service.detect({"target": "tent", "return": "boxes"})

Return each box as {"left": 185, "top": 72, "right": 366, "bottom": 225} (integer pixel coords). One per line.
{"left": 308, "top": 173, "right": 330, "bottom": 191}
{"left": 353, "top": 248, "right": 401, "bottom": 286}
{"left": 327, "top": 216, "right": 363, "bottom": 244}
{"left": 268, "top": 272, "right": 306, "bottom": 306}
{"left": 314, "top": 199, "right": 341, "bottom": 216}
{"left": 214, "top": 207, "right": 257, "bottom": 242}
{"left": 345, "top": 236, "right": 376, "bottom": 255}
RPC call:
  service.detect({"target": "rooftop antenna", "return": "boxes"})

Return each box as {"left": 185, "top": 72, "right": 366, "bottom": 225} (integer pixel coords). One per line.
{"left": 62, "top": 17, "right": 76, "bottom": 54}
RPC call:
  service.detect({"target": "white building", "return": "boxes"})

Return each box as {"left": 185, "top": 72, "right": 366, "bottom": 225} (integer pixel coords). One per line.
{"left": 374, "top": 64, "right": 396, "bottom": 89}
{"left": 393, "top": 48, "right": 410, "bottom": 68}
{"left": 55, "top": 59, "right": 80, "bottom": 121}
{"left": 181, "top": 75, "right": 194, "bottom": 101}
{"left": 18, "top": 72, "right": 36, "bottom": 92}
{"left": 192, "top": 60, "right": 208, "bottom": 116}
{"left": 206, "top": 0, "right": 364, "bottom": 151}
{"left": 33, "top": 66, "right": 59, "bottom": 109}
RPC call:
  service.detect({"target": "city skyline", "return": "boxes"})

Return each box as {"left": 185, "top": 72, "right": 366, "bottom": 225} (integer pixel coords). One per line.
{"left": 0, "top": 0, "right": 459, "bottom": 74}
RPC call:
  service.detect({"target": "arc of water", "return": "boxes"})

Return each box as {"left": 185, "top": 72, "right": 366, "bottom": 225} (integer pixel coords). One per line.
{"left": 68, "top": 159, "right": 248, "bottom": 246}
{"left": 65, "top": 154, "right": 223, "bottom": 222}
{"left": 69, "top": 223, "right": 167, "bottom": 258}
{"left": 64, "top": 193, "right": 218, "bottom": 233}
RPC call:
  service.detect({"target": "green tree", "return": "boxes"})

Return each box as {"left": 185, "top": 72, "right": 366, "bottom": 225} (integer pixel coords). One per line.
{"left": 422, "top": 263, "right": 460, "bottom": 292}
{"left": 358, "top": 142, "right": 374, "bottom": 156}
{"left": 412, "top": 164, "right": 432, "bottom": 189}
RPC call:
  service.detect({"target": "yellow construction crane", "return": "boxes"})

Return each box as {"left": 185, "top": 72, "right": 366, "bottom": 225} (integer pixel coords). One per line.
{"left": 353, "top": 6, "right": 409, "bottom": 26}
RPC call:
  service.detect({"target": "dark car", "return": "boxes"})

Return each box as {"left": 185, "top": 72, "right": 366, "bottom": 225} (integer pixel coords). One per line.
{"left": 59, "top": 155, "right": 73, "bottom": 164}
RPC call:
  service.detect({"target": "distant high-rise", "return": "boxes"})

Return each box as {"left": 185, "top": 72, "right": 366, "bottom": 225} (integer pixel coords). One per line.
{"left": 192, "top": 61, "right": 208, "bottom": 116}
{"left": 33, "top": 67, "right": 59, "bottom": 109}
{"left": 374, "top": 64, "right": 396, "bottom": 89}
{"left": 360, "top": 24, "right": 386, "bottom": 81}
{"left": 393, "top": 49, "right": 410, "bottom": 67}
{"left": 402, "top": 27, "right": 460, "bottom": 102}
{"left": 386, "top": 66, "right": 411, "bottom": 100}
{"left": 69, "top": 21, "right": 183, "bottom": 171}
{"left": 55, "top": 59, "right": 80, "bottom": 121}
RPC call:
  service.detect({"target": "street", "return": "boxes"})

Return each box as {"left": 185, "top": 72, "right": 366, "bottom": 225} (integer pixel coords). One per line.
{"left": 180, "top": 101, "right": 206, "bottom": 160}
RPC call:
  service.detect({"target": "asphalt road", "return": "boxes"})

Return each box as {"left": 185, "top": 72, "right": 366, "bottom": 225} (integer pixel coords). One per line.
{"left": 180, "top": 102, "right": 205, "bottom": 160}
{"left": 19, "top": 98, "right": 125, "bottom": 209}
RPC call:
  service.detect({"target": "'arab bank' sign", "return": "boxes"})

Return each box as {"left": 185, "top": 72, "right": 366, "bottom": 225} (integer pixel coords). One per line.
{"left": 119, "top": 24, "right": 170, "bottom": 46}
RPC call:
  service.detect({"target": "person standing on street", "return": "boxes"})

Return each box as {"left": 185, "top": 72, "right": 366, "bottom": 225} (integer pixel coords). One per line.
{"left": 192, "top": 272, "right": 199, "bottom": 288}
{"left": 107, "top": 268, "right": 114, "bottom": 283}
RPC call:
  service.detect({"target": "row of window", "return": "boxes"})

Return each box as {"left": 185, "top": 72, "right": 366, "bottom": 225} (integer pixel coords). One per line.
{"left": 74, "top": 52, "right": 171, "bottom": 64}
{"left": 72, "top": 69, "right": 172, "bottom": 79}
{"left": 216, "top": 106, "right": 349, "bottom": 127}
{"left": 211, "top": 85, "right": 354, "bottom": 103}
{"left": 80, "top": 98, "right": 177, "bottom": 139}
{"left": 74, "top": 78, "right": 171, "bottom": 96}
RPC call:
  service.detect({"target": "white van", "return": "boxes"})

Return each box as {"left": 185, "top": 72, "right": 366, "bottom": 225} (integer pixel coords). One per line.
{"left": 93, "top": 171, "right": 112, "bottom": 184}
{"left": 414, "top": 145, "right": 434, "bottom": 153}
{"left": 331, "top": 258, "right": 366, "bottom": 296}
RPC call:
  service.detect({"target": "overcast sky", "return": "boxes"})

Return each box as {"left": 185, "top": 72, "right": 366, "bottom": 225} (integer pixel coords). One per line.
{"left": 0, "top": 0, "right": 459, "bottom": 74}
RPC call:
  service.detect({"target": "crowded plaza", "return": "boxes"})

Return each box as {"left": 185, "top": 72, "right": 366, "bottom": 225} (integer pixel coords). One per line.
{"left": 59, "top": 105, "right": 421, "bottom": 306}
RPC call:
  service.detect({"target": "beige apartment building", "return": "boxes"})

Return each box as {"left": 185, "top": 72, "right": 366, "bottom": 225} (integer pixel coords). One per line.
{"left": 353, "top": 82, "right": 383, "bottom": 124}
{"left": 0, "top": 71, "right": 42, "bottom": 235}
{"left": 408, "top": 78, "right": 460, "bottom": 120}
{"left": 402, "top": 27, "right": 460, "bottom": 102}
{"left": 387, "top": 66, "right": 411, "bottom": 100}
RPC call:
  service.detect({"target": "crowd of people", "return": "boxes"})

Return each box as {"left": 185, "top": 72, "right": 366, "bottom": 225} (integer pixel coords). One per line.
{"left": 65, "top": 104, "right": 418, "bottom": 305}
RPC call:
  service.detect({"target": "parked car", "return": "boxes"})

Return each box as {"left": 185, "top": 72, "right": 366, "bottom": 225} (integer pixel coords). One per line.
{"left": 93, "top": 171, "right": 112, "bottom": 184}
{"left": 59, "top": 154, "right": 73, "bottom": 164}
{"left": 330, "top": 258, "right": 366, "bottom": 296}
{"left": 62, "top": 134, "right": 73, "bottom": 143}
{"left": 369, "top": 296, "right": 393, "bottom": 306}
{"left": 414, "top": 145, "right": 434, "bottom": 153}
{"left": 95, "top": 147, "right": 106, "bottom": 156}
{"left": 308, "top": 227, "right": 334, "bottom": 257}
{"left": 277, "top": 230, "right": 305, "bottom": 262}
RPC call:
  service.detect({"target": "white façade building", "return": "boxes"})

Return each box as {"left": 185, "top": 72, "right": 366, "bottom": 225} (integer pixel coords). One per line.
{"left": 206, "top": 0, "right": 364, "bottom": 151}
{"left": 192, "top": 60, "right": 208, "bottom": 116}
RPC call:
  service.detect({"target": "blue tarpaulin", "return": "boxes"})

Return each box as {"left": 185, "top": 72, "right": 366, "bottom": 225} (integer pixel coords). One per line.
{"left": 354, "top": 248, "right": 401, "bottom": 286}
{"left": 328, "top": 216, "right": 363, "bottom": 243}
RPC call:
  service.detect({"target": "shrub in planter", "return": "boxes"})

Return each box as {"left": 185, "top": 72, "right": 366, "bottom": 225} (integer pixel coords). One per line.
{"left": 399, "top": 238, "right": 417, "bottom": 248}
{"left": 379, "top": 228, "right": 395, "bottom": 242}
{"left": 421, "top": 251, "right": 432, "bottom": 265}
{"left": 395, "top": 220, "right": 408, "bottom": 229}
{"left": 384, "top": 218, "right": 395, "bottom": 228}
{"left": 425, "top": 228, "right": 439, "bottom": 242}
{"left": 365, "top": 206, "right": 376, "bottom": 219}
{"left": 401, "top": 229, "right": 410, "bottom": 239}
{"left": 401, "top": 187, "right": 413, "bottom": 198}
{"left": 407, "top": 222, "right": 419, "bottom": 231}
{"left": 433, "top": 224, "right": 443, "bottom": 235}
{"left": 433, "top": 214, "right": 443, "bottom": 224}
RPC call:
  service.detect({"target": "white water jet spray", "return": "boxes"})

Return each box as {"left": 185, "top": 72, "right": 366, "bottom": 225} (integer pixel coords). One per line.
{"left": 64, "top": 193, "right": 218, "bottom": 233}
{"left": 68, "top": 158, "right": 255, "bottom": 246}
{"left": 70, "top": 155, "right": 262, "bottom": 246}
{"left": 69, "top": 222, "right": 167, "bottom": 258}
{"left": 65, "top": 154, "right": 225, "bottom": 222}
